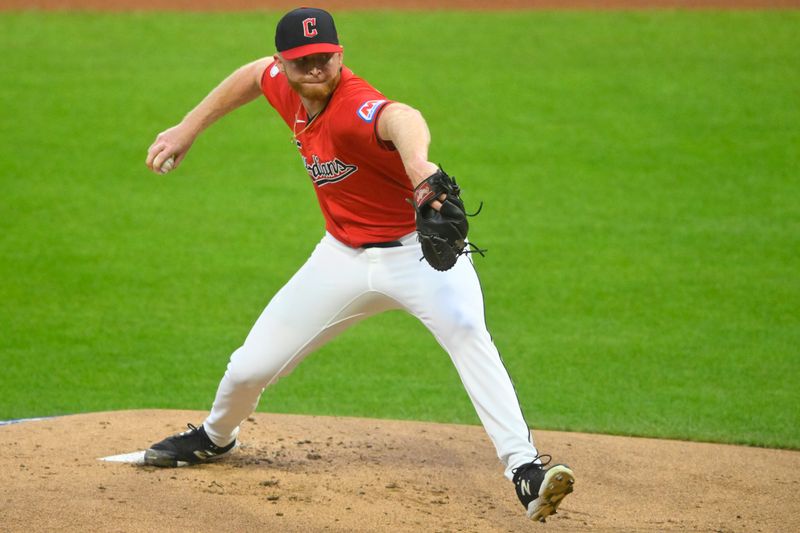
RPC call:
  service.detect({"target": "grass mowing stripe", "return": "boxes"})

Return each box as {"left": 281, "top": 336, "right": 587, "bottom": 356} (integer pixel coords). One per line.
{"left": 0, "top": 11, "right": 798, "bottom": 448}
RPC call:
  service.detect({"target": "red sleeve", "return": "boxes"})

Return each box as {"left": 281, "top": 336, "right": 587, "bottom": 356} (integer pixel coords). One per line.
{"left": 332, "top": 77, "right": 397, "bottom": 153}
{"left": 260, "top": 61, "right": 297, "bottom": 128}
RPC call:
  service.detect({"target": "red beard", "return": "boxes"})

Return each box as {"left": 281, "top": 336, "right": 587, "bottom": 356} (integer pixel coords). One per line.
{"left": 287, "top": 70, "right": 341, "bottom": 102}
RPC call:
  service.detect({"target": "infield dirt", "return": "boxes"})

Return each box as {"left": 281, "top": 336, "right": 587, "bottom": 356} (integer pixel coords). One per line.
{"left": 2, "top": 410, "right": 799, "bottom": 532}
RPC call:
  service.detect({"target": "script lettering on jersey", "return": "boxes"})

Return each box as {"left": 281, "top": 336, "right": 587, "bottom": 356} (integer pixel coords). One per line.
{"left": 303, "top": 155, "right": 358, "bottom": 187}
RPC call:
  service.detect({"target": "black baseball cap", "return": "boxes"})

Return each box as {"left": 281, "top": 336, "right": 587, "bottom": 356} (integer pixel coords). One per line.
{"left": 275, "top": 7, "right": 343, "bottom": 60}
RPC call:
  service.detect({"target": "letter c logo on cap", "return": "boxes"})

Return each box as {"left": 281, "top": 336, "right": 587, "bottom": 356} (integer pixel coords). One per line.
{"left": 302, "top": 18, "right": 318, "bottom": 38}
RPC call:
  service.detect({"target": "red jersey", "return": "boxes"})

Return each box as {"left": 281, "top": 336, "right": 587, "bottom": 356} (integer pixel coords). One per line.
{"left": 260, "top": 62, "right": 416, "bottom": 248}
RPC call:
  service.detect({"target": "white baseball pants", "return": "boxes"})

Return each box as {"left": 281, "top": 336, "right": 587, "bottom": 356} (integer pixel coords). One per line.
{"left": 203, "top": 232, "right": 539, "bottom": 479}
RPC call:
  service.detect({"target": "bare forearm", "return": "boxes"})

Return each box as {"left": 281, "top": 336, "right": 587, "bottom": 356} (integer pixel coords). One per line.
{"left": 146, "top": 58, "right": 270, "bottom": 174}
{"left": 377, "top": 103, "right": 439, "bottom": 187}
{"left": 181, "top": 61, "right": 266, "bottom": 135}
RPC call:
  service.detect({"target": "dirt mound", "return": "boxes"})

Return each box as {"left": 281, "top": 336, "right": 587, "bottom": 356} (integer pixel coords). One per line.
{"left": 1, "top": 410, "right": 798, "bottom": 532}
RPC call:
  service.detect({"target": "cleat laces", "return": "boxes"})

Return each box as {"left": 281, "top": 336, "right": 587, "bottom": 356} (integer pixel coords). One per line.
{"left": 512, "top": 454, "right": 552, "bottom": 482}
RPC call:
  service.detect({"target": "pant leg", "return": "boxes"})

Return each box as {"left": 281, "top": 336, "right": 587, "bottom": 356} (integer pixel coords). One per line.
{"left": 371, "top": 243, "right": 539, "bottom": 479}
{"left": 203, "top": 234, "right": 397, "bottom": 446}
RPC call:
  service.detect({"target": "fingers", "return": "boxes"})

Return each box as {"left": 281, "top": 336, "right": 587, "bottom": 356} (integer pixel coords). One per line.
{"left": 145, "top": 142, "right": 162, "bottom": 171}
{"left": 146, "top": 133, "right": 183, "bottom": 174}
{"left": 146, "top": 137, "right": 171, "bottom": 173}
{"left": 153, "top": 151, "right": 175, "bottom": 174}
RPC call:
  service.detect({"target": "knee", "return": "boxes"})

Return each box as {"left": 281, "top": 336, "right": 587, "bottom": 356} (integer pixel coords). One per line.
{"left": 224, "top": 346, "right": 284, "bottom": 390}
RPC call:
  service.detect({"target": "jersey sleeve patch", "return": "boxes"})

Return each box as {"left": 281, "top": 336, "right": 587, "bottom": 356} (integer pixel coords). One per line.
{"left": 269, "top": 63, "right": 280, "bottom": 78}
{"left": 357, "top": 99, "right": 387, "bottom": 123}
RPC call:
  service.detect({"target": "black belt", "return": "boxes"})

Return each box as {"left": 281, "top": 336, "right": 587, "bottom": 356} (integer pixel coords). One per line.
{"left": 362, "top": 240, "right": 403, "bottom": 249}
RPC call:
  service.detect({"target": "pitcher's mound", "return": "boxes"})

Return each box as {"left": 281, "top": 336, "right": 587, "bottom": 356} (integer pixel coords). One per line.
{"left": 1, "top": 410, "right": 798, "bottom": 532}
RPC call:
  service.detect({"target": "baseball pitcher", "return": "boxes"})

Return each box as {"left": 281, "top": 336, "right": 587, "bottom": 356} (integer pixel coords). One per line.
{"left": 143, "top": 7, "right": 574, "bottom": 522}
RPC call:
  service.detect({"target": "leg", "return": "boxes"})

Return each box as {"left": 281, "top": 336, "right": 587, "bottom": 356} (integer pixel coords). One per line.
{"left": 374, "top": 245, "right": 574, "bottom": 520}
{"left": 203, "top": 234, "right": 398, "bottom": 445}
{"left": 371, "top": 245, "right": 539, "bottom": 479}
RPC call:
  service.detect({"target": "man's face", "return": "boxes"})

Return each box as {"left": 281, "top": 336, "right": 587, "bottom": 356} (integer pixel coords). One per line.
{"left": 278, "top": 52, "right": 343, "bottom": 102}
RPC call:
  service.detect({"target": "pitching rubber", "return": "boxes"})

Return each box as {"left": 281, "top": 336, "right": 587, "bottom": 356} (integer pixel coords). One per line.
{"left": 526, "top": 464, "right": 575, "bottom": 522}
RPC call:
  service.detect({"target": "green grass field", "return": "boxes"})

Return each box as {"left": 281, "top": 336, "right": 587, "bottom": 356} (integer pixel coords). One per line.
{"left": 1, "top": 10, "right": 798, "bottom": 449}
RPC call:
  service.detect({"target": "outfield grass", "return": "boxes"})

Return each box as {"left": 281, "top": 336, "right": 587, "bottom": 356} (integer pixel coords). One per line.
{"left": 0, "top": 11, "right": 798, "bottom": 449}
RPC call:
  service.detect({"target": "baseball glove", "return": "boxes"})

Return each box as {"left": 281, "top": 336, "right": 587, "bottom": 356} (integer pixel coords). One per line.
{"left": 411, "top": 168, "right": 484, "bottom": 271}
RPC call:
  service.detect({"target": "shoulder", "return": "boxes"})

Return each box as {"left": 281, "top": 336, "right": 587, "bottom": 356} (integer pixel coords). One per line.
{"left": 336, "top": 68, "right": 385, "bottom": 101}
{"left": 260, "top": 57, "right": 284, "bottom": 90}
{"left": 332, "top": 68, "right": 392, "bottom": 120}
{"left": 236, "top": 56, "right": 274, "bottom": 88}
{"left": 260, "top": 57, "right": 294, "bottom": 104}
{"left": 258, "top": 58, "right": 298, "bottom": 121}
